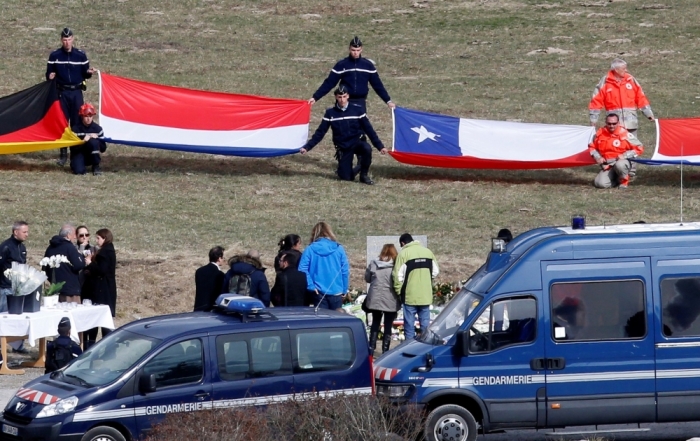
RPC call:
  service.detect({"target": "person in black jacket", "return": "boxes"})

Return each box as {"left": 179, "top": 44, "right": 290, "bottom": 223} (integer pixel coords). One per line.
{"left": 194, "top": 246, "right": 225, "bottom": 311}
{"left": 46, "top": 317, "right": 82, "bottom": 374}
{"left": 271, "top": 252, "right": 309, "bottom": 307}
{"left": 70, "top": 103, "right": 106, "bottom": 176}
{"left": 82, "top": 228, "right": 117, "bottom": 349}
{"left": 221, "top": 250, "right": 271, "bottom": 307}
{"left": 46, "top": 28, "right": 96, "bottom": 166}
{"left": 0, "top": 221, "right": 29, "bottom": 359}
{"left": 300, "top": 85, "right": 387, "bottom": 185}
{"left": 43, "top": 223, "right": 85, "bottom": 304}
{"left": 308, "top": 36, "right": 395, "bottom": 113}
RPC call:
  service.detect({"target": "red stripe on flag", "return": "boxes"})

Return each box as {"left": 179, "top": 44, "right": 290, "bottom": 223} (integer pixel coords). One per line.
{"left": 657, "top": 118, "right": 700, "bottom": 157}
{"left": 0, "top": 101, "right": 68, "bottom": 143}
{"left": 389, "top": 151, "right": 595, "bottom": 170}
{"left": 100, "top": 73, "right": 310, "bottom": 131}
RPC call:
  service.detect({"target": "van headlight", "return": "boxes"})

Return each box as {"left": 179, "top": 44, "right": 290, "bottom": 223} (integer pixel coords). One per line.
{"left": 36, "top": 396, "right": 79, "bottom": 418}
{"left": 376, "top": 384, "right": 413, "bottom": 398}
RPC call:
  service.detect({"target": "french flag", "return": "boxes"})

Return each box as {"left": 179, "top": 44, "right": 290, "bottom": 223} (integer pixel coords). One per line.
{"left": 98, "top": 73, "right": 309, "bottom": 157}
{"left": 391, "top": 107, "right": 596, "bottom": 169}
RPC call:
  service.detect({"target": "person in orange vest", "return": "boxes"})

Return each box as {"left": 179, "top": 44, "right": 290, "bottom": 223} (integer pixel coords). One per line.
{"left": 589, "top": 58, "right": 654, "bottom": 133}
{"left": 588, "top": 113, "right": 644, "bottom": 189}
{"left": 590, "top": 58, "right": 653, "bottom": 178}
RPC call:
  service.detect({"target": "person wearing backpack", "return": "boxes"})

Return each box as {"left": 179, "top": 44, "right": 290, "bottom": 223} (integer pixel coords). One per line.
{"left": 221, "top": 250, "right": 271, "bottom": 307}
{"left": 46, "top": 317, "right": 82, "bottom": 374}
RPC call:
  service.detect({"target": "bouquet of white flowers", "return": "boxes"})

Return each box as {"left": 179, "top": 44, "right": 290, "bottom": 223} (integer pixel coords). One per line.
{"left": 40, "top": 254, "right": 71, "bottom": 296}
{"left": 3, "top": 262, "right": 47, "bottom": 296}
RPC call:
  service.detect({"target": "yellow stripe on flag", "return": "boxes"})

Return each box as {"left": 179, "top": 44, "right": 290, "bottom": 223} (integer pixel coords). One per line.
{"left": 0, "top": 127, "right": 83, "bottom": 155}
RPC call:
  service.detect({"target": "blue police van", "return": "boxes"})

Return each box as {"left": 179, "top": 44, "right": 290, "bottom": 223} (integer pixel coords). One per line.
{"left": 0, "top": 295, "right": 373, "bottom": 441}
{"left": 375, "top": 221, "right": 700, "bottom": 441}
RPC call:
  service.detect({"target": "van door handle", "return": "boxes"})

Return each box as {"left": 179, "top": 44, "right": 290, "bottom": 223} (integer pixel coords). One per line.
{"left": 194, "top": 392, "right": 210, "bottom": 401}
{"left": 546, "top": 357, "right": 566, "bottom": 370}
{"left": 530, "top": 358, "right": 546, "bottom": 370}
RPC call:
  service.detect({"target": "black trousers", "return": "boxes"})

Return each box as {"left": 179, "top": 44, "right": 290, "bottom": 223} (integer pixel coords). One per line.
{"left": 337, "top": 141, "right": 372, "bottom": 181}
{"left": 59, "top": 89, "right": 84, "bottom": 159}
{"left": 70, "top": 139, "right": 102, "bottom": 174}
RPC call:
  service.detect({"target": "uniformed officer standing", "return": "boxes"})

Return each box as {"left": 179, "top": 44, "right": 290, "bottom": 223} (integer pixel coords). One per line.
{"left": 46, "top": 28, "right": 96, "bottom": 166}
{"left": 300, "top": 86, "right": 386, "bottom": 185}
{"left": 308, "top": 36, "right": 395, "bottom": 113}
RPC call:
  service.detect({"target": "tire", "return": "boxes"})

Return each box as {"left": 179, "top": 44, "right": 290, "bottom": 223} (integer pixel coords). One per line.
{"left": 80, "top": 426, "right": 127, "bottom": 441}
{"left": 424, "top": 404, "right": 477, "bottom": 441}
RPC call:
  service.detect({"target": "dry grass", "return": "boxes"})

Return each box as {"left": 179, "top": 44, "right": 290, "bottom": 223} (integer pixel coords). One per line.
{"left": 0, "top": 0, "right": 699, "bottom": 326}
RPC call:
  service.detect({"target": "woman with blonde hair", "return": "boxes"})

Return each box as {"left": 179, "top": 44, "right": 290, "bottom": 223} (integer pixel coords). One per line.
{"left": 298, "top": 221, "right": 349, "bottom": 310}
{"left": 364, "top": 244, "right": 400, "bottom": 356}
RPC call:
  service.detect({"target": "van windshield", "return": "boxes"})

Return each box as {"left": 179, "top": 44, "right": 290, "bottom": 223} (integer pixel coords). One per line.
{"left": 419, "top": 289, "right": 483, "bottom": 345}
{"left": 59, "top": 330, "right": 161, "bottom": 387}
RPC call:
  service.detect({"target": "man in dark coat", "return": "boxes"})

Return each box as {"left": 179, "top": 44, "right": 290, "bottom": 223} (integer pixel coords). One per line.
{"left": 46, "top": 317, "right": 82, "bottom": 374}
{"left": 43, "top": 223, "right": 85, "bottom": 303}
{"left": 0, "top": 221, "right": 29, "bottom": 358}
{"left": 271, "top": 252, "right": 309, "bottom": 307}
{"left": 221, "top": 250, "right": 271, "bottom": 307}
{"left": 46, "top": 28, "right": 96, "bottom": 166}
{"left": 194, "top": 246, "right": 225, "bottom": 312}
{"left": 300, "top": 85, "right": 387, "bottom": 185}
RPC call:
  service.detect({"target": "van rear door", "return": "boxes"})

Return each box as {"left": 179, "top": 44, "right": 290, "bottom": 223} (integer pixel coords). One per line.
{"left": 654, "top": 258, "right": 700, "bottom": 421}
{"left": 542, "top": 258, "right": 654, "bottom": 427}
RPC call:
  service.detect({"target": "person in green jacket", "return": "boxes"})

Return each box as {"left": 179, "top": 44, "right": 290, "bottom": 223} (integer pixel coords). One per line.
{"left": 393, "top": 233, "right": 439, "bottom": 340}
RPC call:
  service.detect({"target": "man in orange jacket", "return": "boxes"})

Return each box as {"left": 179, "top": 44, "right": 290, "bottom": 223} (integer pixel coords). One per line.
{"left": 588, "top": 113, "right": 644, "bottom": 189}
{"left": 589, "top": 58, "right": 654, "bottom": 133}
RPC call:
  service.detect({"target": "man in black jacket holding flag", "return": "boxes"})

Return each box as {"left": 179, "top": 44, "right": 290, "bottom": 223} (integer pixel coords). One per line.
{"left": 46, "top": 27, "right": 96, "bottom": 166}
{"left": 300, "top": 85, "right": 386, "bottom": 185}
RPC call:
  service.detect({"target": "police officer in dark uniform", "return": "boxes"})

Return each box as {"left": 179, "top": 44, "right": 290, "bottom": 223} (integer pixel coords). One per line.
{"left": 300, "top": 86, "right": 386, "bottom": 185}
{"left": 70, "top": 103, "right": 106, "bottom": 176}
{"left": 46, "top": 28, "right": 96, "bottom": 166}
{"left": 308, "top": 36, "right": 395, "bottom": 113}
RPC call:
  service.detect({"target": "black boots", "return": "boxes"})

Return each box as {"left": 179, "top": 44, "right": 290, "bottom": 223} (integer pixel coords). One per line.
{"left": 56, "top": 148, "right": 68, "bottom": 166}
{"left": 369, "top": 331, "right": 378, "bottom": 356}
{"left": 382, "top": 333, "right": 392, "bottom": 354}
{"left": 360, "top": 174, "right": 374, "bottom": 185}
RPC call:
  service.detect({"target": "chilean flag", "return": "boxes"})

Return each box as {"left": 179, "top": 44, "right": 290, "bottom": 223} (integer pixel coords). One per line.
{"left": 98, "top": 73, "right": 310, "bottom": 157}
{"left": 391, "top": 107, "right": 596, "bottom": 169}
{"left": 637, "top": 118, "right": 700, "bottom": 165}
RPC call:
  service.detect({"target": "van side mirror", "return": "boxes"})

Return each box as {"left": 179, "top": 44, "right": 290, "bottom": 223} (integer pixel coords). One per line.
{"left": 454, "top": 330, "right": 469, "bottom": 358}
{"left": 139, "top": 374, "right": 156, "bottom": 394}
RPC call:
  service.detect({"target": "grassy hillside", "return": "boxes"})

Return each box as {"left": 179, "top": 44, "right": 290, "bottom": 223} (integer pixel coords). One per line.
{"left": 0, "top": 0, "right": 697, "bottom": 324}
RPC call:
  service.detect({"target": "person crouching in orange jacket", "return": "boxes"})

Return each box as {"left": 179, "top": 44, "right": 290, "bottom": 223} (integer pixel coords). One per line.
{"left": 588, "top": 113, "right": 644, "bottom": 189}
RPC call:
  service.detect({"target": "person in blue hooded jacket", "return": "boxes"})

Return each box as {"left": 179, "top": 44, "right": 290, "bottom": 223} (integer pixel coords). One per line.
{"left": 298, "top": 222, "right": 349, "bottom": 310}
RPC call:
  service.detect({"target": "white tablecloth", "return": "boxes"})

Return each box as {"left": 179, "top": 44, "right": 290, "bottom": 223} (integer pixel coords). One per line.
{"left": 0, "top": 305, "right": 115, "bottom": 347}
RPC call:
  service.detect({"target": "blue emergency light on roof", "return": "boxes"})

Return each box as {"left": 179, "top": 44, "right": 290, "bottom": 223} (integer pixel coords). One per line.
{"left": 572, "top": 215, "right": 586, "bottom": 230}
{"left": 215, "top": 294, "right": 265, "bottom": 314}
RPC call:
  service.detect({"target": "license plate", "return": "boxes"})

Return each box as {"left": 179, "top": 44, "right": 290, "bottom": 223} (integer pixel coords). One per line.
{"left": 2, "top": 423, "right": 18, "bottom": 436}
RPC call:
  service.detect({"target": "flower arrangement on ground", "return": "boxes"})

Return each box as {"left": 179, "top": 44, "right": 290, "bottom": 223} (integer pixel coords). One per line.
{"left": 40, "top": 255, "right": 70, "bottom": 296}
{"left": 3, "top": 262, "right": 47, "bottom": 297}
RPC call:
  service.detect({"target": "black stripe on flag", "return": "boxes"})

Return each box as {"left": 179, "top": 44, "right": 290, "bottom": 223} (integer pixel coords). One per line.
{"left": 0, "top": 80, "right": 59, "bottom": 136}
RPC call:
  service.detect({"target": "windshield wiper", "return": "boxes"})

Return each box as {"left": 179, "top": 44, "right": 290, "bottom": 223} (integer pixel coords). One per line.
{"left": 65, "top": 374, "right": 93, "bottom": 387}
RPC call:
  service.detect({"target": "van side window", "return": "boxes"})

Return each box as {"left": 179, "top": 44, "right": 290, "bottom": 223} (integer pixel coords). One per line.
{"left": 215, "top": 331, "right": 292, "bottom": 381}
{"left": 469, "top": 298, "right": 536, "bottom": 353}
{"left": 292, "top": 328, "right": 355, "bottom": 373}
{"left": 661, "top": 276, "right": 700, "bottom": 337}
{"left": 550, "top": 280, "right": 645, "bottom": 341}
{"left": 143, "top": 339, "right": 203, "bottom": 388}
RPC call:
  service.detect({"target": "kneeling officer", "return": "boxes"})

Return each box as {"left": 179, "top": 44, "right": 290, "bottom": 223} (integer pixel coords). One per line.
{"left": 300, "top": 85, "right": 387, "bottom": 185}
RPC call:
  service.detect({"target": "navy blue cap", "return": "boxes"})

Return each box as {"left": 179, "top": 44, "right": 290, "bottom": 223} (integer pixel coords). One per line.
{"left": 61, "top": 28, "right": 73, "bottom": 38}
{"left": 350, "top": 36, "right": 362, "bottom": 48}
{"left": 334, "top": 85, "right": 349, "bottom": 95}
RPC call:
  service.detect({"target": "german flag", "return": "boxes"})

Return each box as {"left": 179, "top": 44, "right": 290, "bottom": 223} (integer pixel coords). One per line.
{"left": 0, "top": 80, "right": 81, "bottom": 154}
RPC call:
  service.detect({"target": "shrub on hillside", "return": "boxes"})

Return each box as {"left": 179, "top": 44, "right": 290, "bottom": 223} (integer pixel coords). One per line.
{"left": 145, "top": 394, "right": 423, "bottom": 441}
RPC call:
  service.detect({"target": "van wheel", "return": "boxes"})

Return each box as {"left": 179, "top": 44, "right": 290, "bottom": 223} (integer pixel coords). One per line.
{"left": 80, "top": 426, "right": 127, "bottom": 441}
{"left": 424, "top": 404, "right": 477, "bottom": 441}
